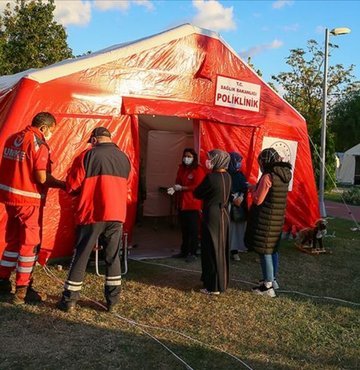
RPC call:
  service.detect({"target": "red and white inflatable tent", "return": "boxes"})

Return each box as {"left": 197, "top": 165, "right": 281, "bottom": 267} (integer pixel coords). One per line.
{"left": 0, "top": 24, "right": 319, "bottom": 263}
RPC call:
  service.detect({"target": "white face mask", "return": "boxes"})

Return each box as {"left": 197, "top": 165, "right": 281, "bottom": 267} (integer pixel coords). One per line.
{"left": 205, "top": 159, "right": 213, "bottom": 170}
{"left": 41, "top": 126, "right": 54, "bottom": 141}
{"left": 44, "top": 131, "right": 53, "bottom": 141}
{"left": 183, "top": 157, "right": 193, "bottom": 166}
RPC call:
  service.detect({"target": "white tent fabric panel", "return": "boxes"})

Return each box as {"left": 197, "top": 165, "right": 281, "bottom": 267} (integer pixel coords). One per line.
{"left": 337, "top": 155, "right": 356, "bottom": 184}
{"left": 337, "top": 143, "right": 360, "bottom": 184}
{"left": 143, "top": 130, "right": 193, "bottom": 217}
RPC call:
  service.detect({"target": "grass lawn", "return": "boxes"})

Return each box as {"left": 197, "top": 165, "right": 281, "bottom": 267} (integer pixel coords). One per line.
{"left": 0, "top": 217, "right": 359, "bottom": 370}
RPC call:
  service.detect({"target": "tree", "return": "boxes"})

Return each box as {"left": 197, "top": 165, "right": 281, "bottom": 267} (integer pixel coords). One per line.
{"left": 0, "top": 0, "right": 73, "bottom": 75}
{"left": 329, "top": 88, "right": 360, "bottom": 152}
{"left": 271, "top": 39, "right": 356, "bottom": 190}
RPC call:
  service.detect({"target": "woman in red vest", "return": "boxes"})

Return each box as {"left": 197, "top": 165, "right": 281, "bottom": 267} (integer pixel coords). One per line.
{"left": 168, "top": 148, "right": 205, "bottom": 262}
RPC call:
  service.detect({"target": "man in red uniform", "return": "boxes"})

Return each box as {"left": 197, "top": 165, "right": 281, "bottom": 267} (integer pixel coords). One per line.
{"left": 0, "top": 112, "right": 66, "bottom": 304}
{"left": 58, "top": 127, "right": 131, "bottom": 312}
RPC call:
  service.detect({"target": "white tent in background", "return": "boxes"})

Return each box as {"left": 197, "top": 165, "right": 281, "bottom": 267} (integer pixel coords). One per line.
{"left": 337, "top": 143, "right": 360, "bottom": 185}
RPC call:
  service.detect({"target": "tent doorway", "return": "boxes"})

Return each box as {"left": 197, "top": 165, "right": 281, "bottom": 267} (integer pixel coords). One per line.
{"left": 355, "top": 156, "right": 360, "bottom": 185}
{"left": 131, "top": 115, "right": 198, "bottom": 259}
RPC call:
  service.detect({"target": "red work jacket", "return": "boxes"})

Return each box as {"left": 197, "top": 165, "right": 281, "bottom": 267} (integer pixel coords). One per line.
{"left": 175, "top": 164, "right": 205, "bottom": 211}
{"left": 0, "top": 126, "right": 50, "bottom": 206}
{"left": 66, "top": 143, "right": 130, "bottom": 225}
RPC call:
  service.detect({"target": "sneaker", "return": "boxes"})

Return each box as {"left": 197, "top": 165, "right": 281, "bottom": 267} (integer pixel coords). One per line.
{"left": 231, "top": 253, "right": 240, "bottom": 261}
{"left": 200, "top": 288, "right": 220, "bottom": 295}
{"left": 57, "top": 298, "right": 77, "bottom": 312}
{"left": 259, "top": 279, "right": 279, "bottom": 290}
{"left": 185, "top": 254, "right": 197, "bottom": 263}
{"left": 0, "top": 279, "right": 12, "bottom": 295}
{"left": 252, "top": 284, "right": 276, "bottom": 298}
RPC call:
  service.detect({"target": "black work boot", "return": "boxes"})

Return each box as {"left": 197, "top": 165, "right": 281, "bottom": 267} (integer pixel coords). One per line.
{"left": 0, "top": 279, "right": 12, "bottom": 295}
{"left": 26, "top": 286, "right": 47, "bottom": 303}
{"left": 57, "top": 298, "right": 77, "bottom": 312}
{"left": 57, "top": 292, "right": 77, "bottom": 312}
{"left": 12, "top": 286, "right": 47, "bottom": 305}
{"left": 12, "top": 286, "right": 27, "bottom": 305}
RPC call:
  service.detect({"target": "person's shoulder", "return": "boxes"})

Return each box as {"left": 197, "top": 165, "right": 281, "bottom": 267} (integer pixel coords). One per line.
{"left": 195, "top": 164, "right": 206, "bottom": 173}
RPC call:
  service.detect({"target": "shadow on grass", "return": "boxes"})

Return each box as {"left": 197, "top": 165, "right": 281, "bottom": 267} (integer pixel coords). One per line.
{"left": 0, "top": 302, "right": 264, "bottom": 370}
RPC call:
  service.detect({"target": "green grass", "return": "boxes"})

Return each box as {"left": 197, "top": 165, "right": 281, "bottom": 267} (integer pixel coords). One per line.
{"left": 0, "top": 217, "right": 359, "bottom": 370}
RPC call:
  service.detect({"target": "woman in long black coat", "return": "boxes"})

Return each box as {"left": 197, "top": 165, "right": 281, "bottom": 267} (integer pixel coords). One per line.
{"left": 194, "top": 149, "right": 232, "bottom": 295}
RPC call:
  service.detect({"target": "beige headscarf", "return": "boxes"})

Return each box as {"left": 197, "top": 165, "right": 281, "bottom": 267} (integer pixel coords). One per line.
{"left": 208, "top": 149, "right": 230, "bottom": 170}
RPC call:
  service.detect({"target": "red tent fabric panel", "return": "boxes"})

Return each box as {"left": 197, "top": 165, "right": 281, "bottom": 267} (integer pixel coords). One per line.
{"left": 0, "top": 114, "right": 138, "bottom": 264}
{"left": 0, "top": 25, "right": 319, "bottom": 262}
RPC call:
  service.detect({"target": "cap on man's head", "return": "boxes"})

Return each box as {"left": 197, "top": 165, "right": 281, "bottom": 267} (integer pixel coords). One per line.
{"left": 88, "top": 127, "right": 111, "bottom": 142}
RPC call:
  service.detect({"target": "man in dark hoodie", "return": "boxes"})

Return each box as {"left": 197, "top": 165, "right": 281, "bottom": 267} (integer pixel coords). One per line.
{"left": 245, "top": 148, "right": 292, "bottom": 297}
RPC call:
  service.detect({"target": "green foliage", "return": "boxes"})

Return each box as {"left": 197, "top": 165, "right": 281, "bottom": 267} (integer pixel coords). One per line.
{"left": 0, "top": 0, "right": 73, "bottom": 75}
{"left": 311, "top": 127, "right": 337, "bottom": 191}
{"left": 343, "top": 186, "right": 360, "bottom": 205}
{"left": 272, "top": 39, "right": 356, "bottom": 190}
{"left": 329, "top": 88, "right": 360, "bottom": 151}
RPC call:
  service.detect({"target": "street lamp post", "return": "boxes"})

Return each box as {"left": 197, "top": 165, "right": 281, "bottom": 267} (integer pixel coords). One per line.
{"left": 319, "top": 27, "right": 351, "bottom": 218}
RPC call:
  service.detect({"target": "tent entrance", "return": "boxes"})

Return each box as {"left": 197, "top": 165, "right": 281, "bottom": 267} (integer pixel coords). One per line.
{"left": 131, "top": 115, "right": 197, "bottom": 259}
{"left": 355, "top": 156, "right": 360, "bottom": 185}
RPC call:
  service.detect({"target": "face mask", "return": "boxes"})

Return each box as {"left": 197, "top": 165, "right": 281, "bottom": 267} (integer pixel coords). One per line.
{"left": 41, "top": 126, "right": 53, "bottom": 141}
{"left": 205, "top": 159, "right": 213, "bottom": 170}
{"left": 183, "top": 157, "right": 193, "bottom": 166}
{"left": 236, "top": 161, "right": 242, "bottom": 170}
{"left": 44, "top": 131, "right": 53, "bottom": 141}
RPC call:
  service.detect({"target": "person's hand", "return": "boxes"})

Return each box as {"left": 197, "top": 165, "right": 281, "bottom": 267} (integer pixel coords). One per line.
{"left": 167, "top": 187, "right": 175, "bottom": 195}
{"left": 174, "top": 184, "right": 182, "bottom": 191}
{"left": 233, "top": 194, "right": 244, "bottom": 207}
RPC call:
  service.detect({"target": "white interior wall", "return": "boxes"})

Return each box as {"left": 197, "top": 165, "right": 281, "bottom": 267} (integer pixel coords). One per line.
{"left": 139, "top": 115, "right": 194, "bottom": 217}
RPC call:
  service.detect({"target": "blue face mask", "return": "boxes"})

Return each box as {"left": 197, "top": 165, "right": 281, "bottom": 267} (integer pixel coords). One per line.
{"left": 236, "top": 161, "right": 242, "bottom": 170}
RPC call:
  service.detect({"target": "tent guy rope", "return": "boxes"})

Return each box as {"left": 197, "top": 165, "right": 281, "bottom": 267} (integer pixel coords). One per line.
{"left": 42, "top": 265, "right": 254, "bottom": 370}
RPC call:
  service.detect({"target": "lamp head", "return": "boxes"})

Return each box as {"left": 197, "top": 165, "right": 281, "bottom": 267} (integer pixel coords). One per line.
{"left": 330, "top": 27, "right": 351, "bottom": 36}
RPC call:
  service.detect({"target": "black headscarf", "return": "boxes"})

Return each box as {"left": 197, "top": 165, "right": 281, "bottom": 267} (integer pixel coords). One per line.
{"left": 228, "top": 152, "right": 243, "bottom": 174}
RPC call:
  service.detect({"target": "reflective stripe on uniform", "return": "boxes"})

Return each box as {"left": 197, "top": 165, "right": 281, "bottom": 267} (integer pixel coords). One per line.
{"left": 16, "top": 266, "right": 33, "bottom": 273}
{"left": 18, "top": 255, "right": 38, "bottom": 262}
{"left": 105, "top": 276, "right": 122, "bottom": 286}
{"left": 106, "top": 275, "right": 122, "bottom": 280}
{"left": 3, "top": 251, "right": 19, "bottom": 258}
{"left": 0, "top": 260, "right": 17, "bottom": 267}
{"left": 64, "top": 280, "right": 83, "bottom": 291}
{"left": 0, "top": 183, "right": 43, "bottom": 199}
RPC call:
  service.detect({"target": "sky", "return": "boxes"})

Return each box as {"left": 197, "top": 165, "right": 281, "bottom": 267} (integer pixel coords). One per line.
{"left": 1, "top": 0, "right": 359, "bottom": 88}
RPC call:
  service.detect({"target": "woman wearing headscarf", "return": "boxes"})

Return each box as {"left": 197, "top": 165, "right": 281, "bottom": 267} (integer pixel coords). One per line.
{"left": 194, "top": 149, "right": 232, "bottom": 295}
{"left": 245, "top": 148, "right": 292, "bottom": 297}
{"left": 227, "top": 152, "right": 249, "bottom": 261}
{"left": 168, "top": 148, "right": 205, "bottom": 262}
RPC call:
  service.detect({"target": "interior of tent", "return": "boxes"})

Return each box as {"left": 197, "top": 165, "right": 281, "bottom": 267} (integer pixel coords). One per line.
{"left": 131, "top": 114, "right": 197, "bottom": 259}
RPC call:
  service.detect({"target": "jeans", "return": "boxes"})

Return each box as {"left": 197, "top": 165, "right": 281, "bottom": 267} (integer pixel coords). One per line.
{"left": 260, "top": 252, "right": 279, "bottom": 283}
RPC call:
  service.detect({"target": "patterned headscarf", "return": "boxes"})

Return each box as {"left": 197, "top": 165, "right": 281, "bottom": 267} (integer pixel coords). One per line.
{"left": 208, "top": 149, "right": 230, "bottom": 170}
{"left": 258, "top": 148, "right": 281, "bottom": 166}
{"left": 228, "top": 152, "right": 243, "bottom": 173}
{"left": 258, "top": 148, "right": 281, "bottom": 173}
